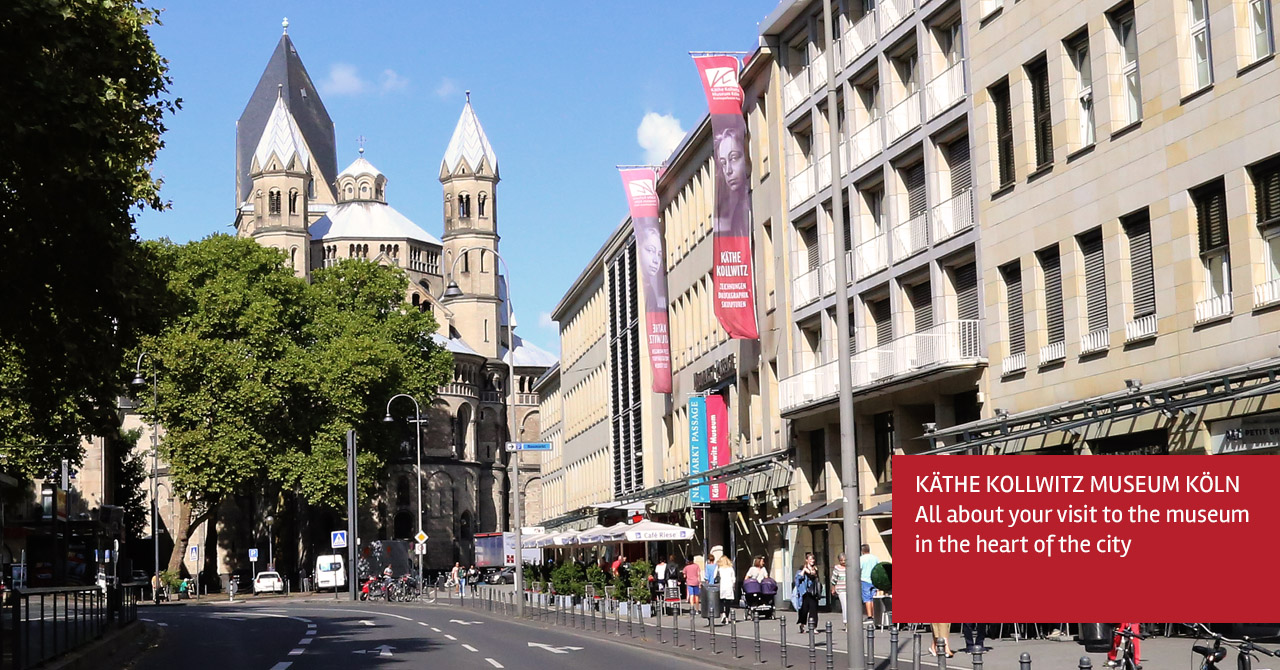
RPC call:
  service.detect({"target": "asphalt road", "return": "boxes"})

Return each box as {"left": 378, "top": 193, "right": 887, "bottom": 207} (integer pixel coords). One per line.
{"left": 133, "top": 599, "right": 725, "bottom": 670}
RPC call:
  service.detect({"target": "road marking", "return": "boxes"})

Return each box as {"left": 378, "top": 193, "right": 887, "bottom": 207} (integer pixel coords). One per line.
{"left": 462, "top": 644, "right": 478, "bottom": 652}
{"left": 444, "top": 634, "right": 457, "bottom": 640}
{"left": 269, "top": 663, "right": 292, "bottom": 670}
{"left": 527, "top": 642, "right": 583, "bottom": 654}
{"left": 485, "top": 659, "right": 504, "bottom": 668}
{"left": 140, "top": 618, "right": 154, "bottom": 622}
{"left": 157, "top": 622, "right": 169, "bottom": 627}
{"left": 359, "top": 620, "right": 376, "bottom": 627}
{"left": 352, "top": 645, "right": 394, "bottom": 657}
{"left": 288, "top": 648, "right": 304, "bottom": 656}
{"left": 299, "top": 638, "right": 312, "bottom": 645}
{"left": 431, "top": 627, "right": 441, "bottom": 632}
{"left": 450, "top": 619, "right": 483, "bottom": 625}
{"left": 305, "top": 630, "right": 316, "bottom": 636}
{"left": 417, "top": 622, "right": 429, "bottom": 627}
{"left": 307, "top": 623, "right": 316, "bottom": 629}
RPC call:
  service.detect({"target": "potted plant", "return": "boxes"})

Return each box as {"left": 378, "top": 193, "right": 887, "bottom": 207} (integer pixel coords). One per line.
{"left": 628, "top": 560, "right": 654, "bottom": 617}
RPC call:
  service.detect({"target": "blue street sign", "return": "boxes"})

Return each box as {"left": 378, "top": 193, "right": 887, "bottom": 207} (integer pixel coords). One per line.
{"left": 506, "top": 442, "right": 553, "bottom": 452}
{"left": 249, "top": 548, "right": 259, "bottom": 562}
{"left": 330, "top": 530, "right": 348, "bottom": 549}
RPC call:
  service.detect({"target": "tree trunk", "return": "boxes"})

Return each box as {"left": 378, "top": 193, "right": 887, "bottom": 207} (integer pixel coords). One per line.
{"left": 167, "top": 500, "right": 215, "bottom": 576}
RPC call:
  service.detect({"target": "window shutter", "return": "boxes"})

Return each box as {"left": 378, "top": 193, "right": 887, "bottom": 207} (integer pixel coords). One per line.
{"left": 1124, "top": 213, "right": 1156, "bottom": 318}
{"left": 1254, "top": 158, "right": 1280, "bottom": 227}
{"left": 1038, "top": 247, "right": 1065, "bottom": 344}
{"left": 802, "top": 226, "right": 820, "bottom": 269}
{"left": 993, "top": 83, "right": 1015, "bottom": 186}
{"left": 842, "top": 203, "right": 853, "bottom": 252}
{"left": 949, "top": 139, "right": 972, "bottom": 196}
{"left": 912, "top": 281, "right": 933, "bottom": 331}
{"left": 906, "top": 163, "right": 927, "bottom": 217}
{"left": 1002, "top": 262, "right": 1025, "bottom": 355}
{"left": 848, "top": 312, "right": 858, "bottom": 356}
{"left": 1029, "top": 59, "right": 1053, "bottom": 167}
{"left": 872, "top": 299, "right": 892, "bottom": 346}
{"left": 1195, "top": 181, "right": 1229, "bottom": 252}
{"left": 1081, "top": 229, "right": 1108, "bottom": 331}
{"left": 954, "top": 262, "right": 979, "bottom": 321}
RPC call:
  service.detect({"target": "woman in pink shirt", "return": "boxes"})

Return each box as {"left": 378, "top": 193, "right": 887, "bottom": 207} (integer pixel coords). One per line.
{"left": 682, "top": 555, "right": 703, "bottom": 609}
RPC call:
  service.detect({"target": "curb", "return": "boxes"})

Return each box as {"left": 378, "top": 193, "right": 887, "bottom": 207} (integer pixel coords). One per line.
{"left": 40, "top": 620, "right": 159, "bottom": 670}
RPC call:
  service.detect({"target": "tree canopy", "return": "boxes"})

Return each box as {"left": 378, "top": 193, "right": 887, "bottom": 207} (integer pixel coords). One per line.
{"left": 0, "top": 0, "right": 177, "bottom": 475}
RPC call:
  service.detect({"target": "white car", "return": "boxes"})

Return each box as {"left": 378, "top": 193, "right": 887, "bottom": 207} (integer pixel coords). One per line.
{"left": 253, "top": 571, "right": 284, "bottom": 594}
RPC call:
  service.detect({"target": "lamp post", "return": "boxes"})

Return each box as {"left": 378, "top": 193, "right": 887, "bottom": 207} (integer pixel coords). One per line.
{"left": 266, "top": 515, "right": 274, "bottom": 569}
{"left": 442, "top": 246, "right": 522, "bottom": 617}
{"left": 384, "top": 394, "right": 423, "bottom": 591}
{"left": 130, "top": 352, "right": 161, "bottom": 602}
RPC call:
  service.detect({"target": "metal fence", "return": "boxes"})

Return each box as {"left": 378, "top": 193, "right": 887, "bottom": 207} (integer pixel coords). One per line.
{"left": 0, "top": 582, "right": 143, "bottom": 670}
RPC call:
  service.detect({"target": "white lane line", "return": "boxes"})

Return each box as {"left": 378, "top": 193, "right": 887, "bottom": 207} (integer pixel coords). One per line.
{"left": 269, "top": 663, "right": 292, "bottom": 670}
{"left": 307, "top": 623, "right": 317, "bottom": 629}
{"left": 299, "top": 638, "right": 313, "bottom": 645}
{"left": 444, "top": 634, "right": 457, "bottom": 640}
{"left": 305, "top": 630, "right": 316, "bottom": 636}
{"left": 288, "top": 648, "right": 305, "bottom": 656}
{"left": 157, "top": 622, "right": 169, "bottom": 627}
{"left": 462, "top": 644, "right": 478, "bottom": 652}
{"left": 418, "top": 622, "right": 429, "bottom": 627}
{"left": 140, "top": 618, "right": 154, "bottom": 622}
{"left": 485, "top": 658, "right": 504, "bottom": 668}
{"left": 431, "top": 627, "right": 441, "bottom": 632}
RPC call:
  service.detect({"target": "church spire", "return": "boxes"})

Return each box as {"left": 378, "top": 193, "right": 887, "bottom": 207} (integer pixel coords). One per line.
{"left": 441, "top": 94, "right": 499, "bottom": 178}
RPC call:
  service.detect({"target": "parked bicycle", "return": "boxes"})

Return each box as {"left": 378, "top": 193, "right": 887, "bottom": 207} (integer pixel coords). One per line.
{"left": 1189, "top": 623, "right": 1279, "bottom": 670}
{"left": 1105, "top": 625, "right": 1146, "bottom": 670}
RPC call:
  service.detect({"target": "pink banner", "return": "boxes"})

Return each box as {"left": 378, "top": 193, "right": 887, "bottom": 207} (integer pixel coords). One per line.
{"left": 706, "top": 394, "right": 730, "bottom": 501}
{"left": 694, "top": 54, "right": 759, "bottom": 340}
{"left": 620, "top": 168, "right": 672, "bottom": 394}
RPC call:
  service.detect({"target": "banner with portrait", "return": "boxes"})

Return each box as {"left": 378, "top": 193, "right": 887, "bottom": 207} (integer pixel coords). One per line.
{"left": 693, "top": 54, "right": 759, "bottom": 340}
{"left": 619, "top": 168, "right": 672, "bottom": 394}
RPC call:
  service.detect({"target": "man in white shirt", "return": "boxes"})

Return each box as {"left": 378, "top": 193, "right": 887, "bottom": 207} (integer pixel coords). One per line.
{"left": 859, "top": 544, "right": 880, "bottom": 621}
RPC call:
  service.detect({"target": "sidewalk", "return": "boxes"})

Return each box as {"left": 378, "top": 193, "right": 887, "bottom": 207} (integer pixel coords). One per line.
{"left": 449, "top": 587, "right": 1203, "bottom": 670}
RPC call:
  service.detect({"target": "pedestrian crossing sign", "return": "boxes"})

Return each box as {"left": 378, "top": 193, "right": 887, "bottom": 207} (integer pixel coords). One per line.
{"left": 331, "top": 530, "right": 348, "bottom": 549}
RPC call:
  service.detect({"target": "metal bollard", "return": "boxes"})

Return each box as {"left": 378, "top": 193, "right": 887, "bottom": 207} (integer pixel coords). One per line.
{"left": 640, "top": 603, "right": 646, "bottom": 641}
{"left": 614, "top": 599, "right": 621, "bottom": 635}
{"left": 826, "top": 622, "right": 835, "bottom": 670}
{"left": 912, "top": 631, "right": 922, "bottom": 670}
{"left": 891, "top": 628, "right": 900, "bottom": 670}
{"left": 657, "top": 602, "right": 663, "bottom": 644}
{"left": 1019, "top": 652, "right": 1032, "bottom": 670}
{"left": 591, "top": 599, "right": 597, "bottom": 631}
{"left": 673, "top": 604, "right": 679, "bottom": 647}
{"left": 809, "top": 625, "right": 817, "bottom": 670}
{"left": 731, "top": 616, "right": 739, "bottom": 658}
{"left": 867, "top": 626, "right": 876, "bottom": 669}
{"left": 781, "top": 618, "right": 789, "bottom": 668}
{"left": 938, "top": 641, "right": 948, "bottom": 670}
{"left": 711, "top": 615, "right": 718, "bottom": 654}
{"left": 691, "top": 609, "right": 698, "bottom": 650}
{"left": 628, "top": 602, "right": 635, "bottom": 638}
{"left": 1078, "top": 657, "right": 1092, "bottom": 670}
{"left": 754, "top": 615, "right": 762, "bottom": 663}
{"left": 972, "top": 650, "right": 983, "bottom": 670}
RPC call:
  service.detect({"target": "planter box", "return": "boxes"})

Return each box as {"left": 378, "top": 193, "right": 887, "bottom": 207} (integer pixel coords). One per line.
{"left": 639, "top": 603, "right": 653, "bottom": 618}
{"left": 618, "top": 601, "right": 630, "bottom": 616}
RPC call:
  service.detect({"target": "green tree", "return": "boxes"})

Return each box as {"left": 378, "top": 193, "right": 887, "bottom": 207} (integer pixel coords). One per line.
{"left": 112, "top": 428, "right": 149, "bottom": 541}
{"left": 0, "top": 1, "right": 178, "bottom": 473}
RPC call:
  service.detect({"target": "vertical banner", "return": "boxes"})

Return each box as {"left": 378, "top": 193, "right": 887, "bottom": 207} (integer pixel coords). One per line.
{"left": 693, "top": 54, "right": 759, "bottom": 340}
{"left": 619, "top": 168, "right": 673, "bottom": 393}
{"left": 705, "top": 394, "right": 731, "bottom": 501}
{"left": 689, "top": 396, "right": 709, "bottom": 504}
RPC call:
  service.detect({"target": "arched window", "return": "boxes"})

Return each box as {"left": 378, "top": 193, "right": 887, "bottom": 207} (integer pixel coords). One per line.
{"left": 268, "top": 189, "right": 281, "bottom": 215}
{"left": 444, "top": 194, "right": 453, "bottom": 218}
{"left": 290, "top": 246, "right": 297, "bottom": 269}
{"left": 459, "top": 194, "right": 471, "bottom": 218}
{"left": 478, "top": 193, "right": 487, "bottom": 217}
{"left": 307, "top": 180, "right": 316, "bottom": 199}
{"left": 360, "top": 184, "right": 369, "bottom": 198}
{"left": 346, "top": 185, "right": 354, "bottom": 199}
{"left": 462, "top": 250, "right": 469, "bottom": 273}
{"left": 288, "top": 189, "right": 299, "bottom": 214}
{"left": 376, "top": 184, "right": 384, "bottom": 200}
{"left": 479, "top": 249, "right": 486, "bottom": 272}
{"left": 349, "top": 244, "right": 355, "bottom": 257}
{"left": 455, "top": 404, "right": 472, "bottom": 460}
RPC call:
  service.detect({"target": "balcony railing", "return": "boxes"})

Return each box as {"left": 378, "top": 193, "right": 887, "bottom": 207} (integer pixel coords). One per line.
{"left": 1039, "top": 340, "right": 1066, "bottom": 366}
{"left": 1255, "top": 277, "right": 1280, "bottom": 309}
{"left": 1080, "top": 327, "right": 1109, "bottom": 355}
{"left": 1195, "top": 293, "right": 1233, "bottom": 323}
{"left": 1000, "top": 352, "right": 1027, "bottom": 376}
{"left": 821, "top": 260, "right": 836, "bottom": 295}
{"left": 854, "top": 233, "right": 889, "bottom": 279}
{"left": 931, "top": 189, "right": 974, "bottom": 242}
{"left": 815, "top": 152, "right": 832, "bottom": 191}
{"left": 886, "top": 92, "right": 921, "bottom": 144}
{"left": 788, "top": 162, "right": 816, "bottom": 209}
{"left": 779, "top": 320, "right": 983, "bottom": 413}
{"left": 891, "top": 212, "right": 929, "bottom": 261}
{"left": 848, "top": 118, "right": 884, "bottom": 169}
{"left": 925, "top": 60, "right": 966, "bottom": 119}
{"left": 516, "top": 393, "right": 540, "bottom": 406}
{"left": 843, "top": 13, "right": 877, "bottom": 66}
{"left": 442, "top": 382, "right": 478, "bottom": 398}
{"left": 792, "top": 265, "right": 823, "bottom": 308}
{"left": 481, "top": 391, "right": 503, "bottom": 403}
{"left": 1124, "top": 313, "right": 1157, "bottom": 342}
{"left": 878, "top": 0, "right": 914, "bottom": 37}
{"left": 784, "top": 70, "right": 810, "bottom": 112}
{"left": 812, "top": 51, "right": 830, "bottom": 92}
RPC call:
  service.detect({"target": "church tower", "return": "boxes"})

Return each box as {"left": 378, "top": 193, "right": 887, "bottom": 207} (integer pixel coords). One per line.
{"left": 237, "top": 87, "right": 313, "bottom": 278}
{"left": 440, "top": 93, "right": 503, "bottom": 360}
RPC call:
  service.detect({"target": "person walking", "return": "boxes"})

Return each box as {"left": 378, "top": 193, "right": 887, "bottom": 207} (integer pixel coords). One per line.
{"left": 450, "top": 562, "right": 461, "bottom": 595}
{"left": 792, "top": 552, "right": 819, "bottom": 633}
{"left": 859, "top": 544, "right": 880, "bottom": 622}
{"left": 832, "top": 553, "right": 848, "bottom": 630}
{"left": 716, "top": 555, "right": 736, "bottom": 625}
{"left": 683, "top": 554, "right": 702, "bottom": 609}
{"left": 151, "top": 573, "right": 161, "bottom": 604}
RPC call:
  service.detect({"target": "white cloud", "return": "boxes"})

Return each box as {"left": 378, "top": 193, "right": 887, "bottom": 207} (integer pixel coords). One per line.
{"left": 435, "top": 77, "right": 459, "bottom": 99}
{"left": 637, "top": 112, "right": 686, "bottom": 165}
{"left": 380, "top": 69, "right": 409, "bottom": 93}
{"left": 538, "top": 312, "right": 556, "bottom": 329}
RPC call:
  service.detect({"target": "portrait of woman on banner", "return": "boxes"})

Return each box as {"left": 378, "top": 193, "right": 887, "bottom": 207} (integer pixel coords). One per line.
{"left": 712, "top": 122, "right": 750, "bottom": 236}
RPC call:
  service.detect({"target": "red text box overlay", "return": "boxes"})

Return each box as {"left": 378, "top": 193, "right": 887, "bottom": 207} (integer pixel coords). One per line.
{"left": 893, "top": 455, "right": 1280, "bottom": 621}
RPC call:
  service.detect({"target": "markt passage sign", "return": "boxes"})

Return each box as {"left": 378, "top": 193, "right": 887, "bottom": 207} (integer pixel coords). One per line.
{"left": 894, "top": 455, "right": 1280, "bottom": 621}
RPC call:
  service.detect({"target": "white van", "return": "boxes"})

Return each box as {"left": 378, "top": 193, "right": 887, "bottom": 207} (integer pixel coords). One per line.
{"left": 315, "top": 554, "right": 346, "bottom": 591}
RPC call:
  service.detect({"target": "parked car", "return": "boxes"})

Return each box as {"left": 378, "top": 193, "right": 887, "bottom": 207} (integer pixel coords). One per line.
{"left": 486, "top": 567, "right": 515, "bottom": 585}
{"left": 253, "top": 571, "right": 284, "bottom": 594}
{"left": 130, "top": 570, "right": 149, "bottom": 584}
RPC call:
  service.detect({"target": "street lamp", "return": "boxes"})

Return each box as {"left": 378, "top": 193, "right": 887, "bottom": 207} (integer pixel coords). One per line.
{"left": 442, "top": 246, "right": 523, "bottom": 616}
{"left": 265, "top": 515, "right": 274, "bottom": 569}
{"left": 131, "top": 351, "right": 161, "bottom": 602}
{"left": 384, "top": 394, "right": 423, "bottom": 591}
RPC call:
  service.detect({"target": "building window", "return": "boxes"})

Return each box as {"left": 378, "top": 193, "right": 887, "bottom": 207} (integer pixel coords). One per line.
{"left": 1188, "top": 0, "right": 1212, "bottom": 90}
{"left": 1067, "top": 33, "right": 1095, "bottom": 146}
{"left": 1123, "top": 210, "right": 1156, "bottom": 319}
{"left": 1001, "top": 261, "right": 1025, "bottom": 356}
{"left": 991, "top": 81, "right": 1015, "bottom": 187}
{"left": 1079, "top": 228, "right": 1108, "bottom": 333}
{"left": 1027, "top": 57, "right": 1053, "bottom": 168}
{"left": 288, "top": 189, "right": 299, "bottom": 215}
{"left": 953, "top": 261, "right": 979, "bottom": 322}
{"left": 479, "top": 193, "right": 487, "bottom": 217}
{"left": 459, "top": 194, "right": 471, "bottom": 218}
{"left": 1037, "top": 246, "right": 1065, "bottom": 346}
{"left": 1114, "top": 8, "right": 1142, "bottom": 124}
{"left": 307, "top": 180, "right": 315, "bottom": 199}
{"left": 268, "top": 189, "right": 281, "bottom": 215}
{"left": 872, "top": 412, "right": 893, "bottom": 485}
{"left": 1194, "top": 179, "right": 1231, "bottom": 300}
{"left": 1252, "top": 157, "right": 1280, "bottom": 282}
{"left": 1250, "top": 0, "right": 1275, "bottom": 61}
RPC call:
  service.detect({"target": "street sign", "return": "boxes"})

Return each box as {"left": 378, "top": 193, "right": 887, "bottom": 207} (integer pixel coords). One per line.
{"left": 414, "top": 530, "right": 428, "bottom": 543}
{"left": 505, "top": 442, "right": 553, "bottom": 452}
{"left": 188, "top": 546, "right": 199, "bottom": 563}
{"left": 330, "top": 530, "right": 347, "bottom": 549}
{"left": 249, "top": 548, "right": 259, "bottom": 562}
{"left": 414, "top": 542, "right": 426, "bottom": 555}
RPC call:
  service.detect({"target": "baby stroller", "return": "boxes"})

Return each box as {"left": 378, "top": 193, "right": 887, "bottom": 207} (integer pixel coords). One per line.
{"left": 743, "top": 577, "right": 778, "bottom": 619}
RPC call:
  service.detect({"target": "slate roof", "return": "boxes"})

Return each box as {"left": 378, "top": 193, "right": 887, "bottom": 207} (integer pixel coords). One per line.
{"left": 441, "top": 99, "right": 498, "bottom": 175}
{"left": 253, "top": 94, "right": 310, "bottom": 171}
{"left": 501, "top": 333, "right": 558, "bottom": 368}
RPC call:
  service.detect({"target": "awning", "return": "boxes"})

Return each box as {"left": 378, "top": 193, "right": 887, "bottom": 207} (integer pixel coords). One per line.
{"left": 860, "top": 500, "right": 892, "bottom": 517}
{"left": 762, "top": 499, "right": 826, "bottom": 526}
{"left": 793, "top": 498, "right": 846, "bottom": 523}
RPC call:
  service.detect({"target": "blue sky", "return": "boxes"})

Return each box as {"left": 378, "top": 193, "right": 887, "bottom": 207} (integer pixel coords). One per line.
{"left": 138, "top": 1, "right": 778, "bottom": 356}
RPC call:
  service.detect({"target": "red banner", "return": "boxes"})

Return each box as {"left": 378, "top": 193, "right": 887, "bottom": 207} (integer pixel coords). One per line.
{"left": 693, "top": 55, "right": 758, "bottom": 340}
{"left": 706, "top": 394, "right": 730, "bottom": 501}
{"left": 894, "top": 455, "right": 1280, "bottom": 621}
{"left": 620, "top": 168, "right": 672, "bottom": 394}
